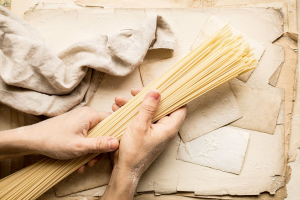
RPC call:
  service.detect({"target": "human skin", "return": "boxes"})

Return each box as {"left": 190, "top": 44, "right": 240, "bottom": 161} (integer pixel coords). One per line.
{"left": 0, "top": 107, "right": 120, "bottom": 168}
{"left": 101, "top": 89, "right": 187, "bottom": 200}
{"left": 0, "top": 89, "right": 187, "bottom": 200}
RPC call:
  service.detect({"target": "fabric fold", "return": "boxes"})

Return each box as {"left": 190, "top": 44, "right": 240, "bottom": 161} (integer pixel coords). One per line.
{"left": 0, "top": 6, "right": 175, "bottom": 116}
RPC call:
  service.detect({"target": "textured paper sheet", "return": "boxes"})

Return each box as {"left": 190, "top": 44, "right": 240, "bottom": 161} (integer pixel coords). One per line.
{"left": 37, "top": 188, "right": 98, "bottom": 200}
{"left": 286, "top": 150, "right": 300, "bottom": 199}
{"left": 178, "top": 186, "right": 287, "bottom": 199}
{"left": 177, "top": 126, "right": 250, "bottom": 174}
{"left": 54, "top": 154, "right": 112, "bottom": 196}
{"left": 273, "top": 37, "right": 299, "bottom": 162}
{"left": 273, "top": 37, "right": 297, "bottom": 170}
{"left": 10, "top": 0, "right": 296, "bottom": 38}
{"left": 267, "top": 44, "right": 285, "bottom": 92}
{"left": 230, "top": 47, "right": 284, "bottom": 97}
{"left": 87, "top": 68, "right": 143, "bottom": 113}
{"left": 289, "top": 56, "right": 300, "bottom": 162}
{"left": 73, "top": 0, "right": 297, "bottom": 34}
{"left": 229, "top": 43, "right": 285, "bottom": 115}
{"left": 38, "top": 185, "right": 107, "bottom": 199}
{"left": 144, "top": 85, "right": 286, "bottom": 196}
{"left": 269, "top": 62, "right": 283, "bottom": 87}
{"left": 179, "top": 83, "right": 242, "bottom": 143}
{"left": 230, "top": 29, "right": 295, "bottom": 193}
{"left": 134, "top": 194, "right": 208, "bottom": 200}
{"left": 230, "top": 85, "right": 282, "bottom": 134}
{"left": 68, "top": 185, "right": 107, "bottom": 197}
{"left": 11, "top": 1, "right": 294, "bottom": 41}
{"left": 138, "top": 125, "right": 285, "bottom": 195}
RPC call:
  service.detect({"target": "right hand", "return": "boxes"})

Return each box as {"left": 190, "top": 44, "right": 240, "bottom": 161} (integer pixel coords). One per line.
{"left": 112, "top": 89, "right": 187, "bottom": 178}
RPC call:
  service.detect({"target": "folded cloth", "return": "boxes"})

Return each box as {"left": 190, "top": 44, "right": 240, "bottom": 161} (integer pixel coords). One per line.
{"left": 0, "top": 6, "right": 175, "bottom": 117}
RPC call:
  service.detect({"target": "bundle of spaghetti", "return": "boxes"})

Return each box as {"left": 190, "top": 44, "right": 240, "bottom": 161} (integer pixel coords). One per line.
{"left": 0, "top": 25, "right": 257, "bottom": 199}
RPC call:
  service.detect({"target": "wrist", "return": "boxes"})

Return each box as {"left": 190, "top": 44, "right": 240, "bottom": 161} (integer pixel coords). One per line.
{"left": 0, "top": 126, "right": 37, "bottom": 160}
{"left": 113, "top": 164, "right": 142, "bottom": 183}
{"left": 20, "top": 125, "right": 40, "bottom": 154}
{"left": 102, "top": 164, "right": 141, "bottom": 200}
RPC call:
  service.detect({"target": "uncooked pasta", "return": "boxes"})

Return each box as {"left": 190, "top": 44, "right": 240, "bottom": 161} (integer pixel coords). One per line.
{"left": 0, "top": 25, "right": 257, "bottom": 199}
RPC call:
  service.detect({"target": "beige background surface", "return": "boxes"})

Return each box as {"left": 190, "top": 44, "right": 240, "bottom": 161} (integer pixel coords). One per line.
{"left": 1, "top": 0, "right": 298, "bottom": 199}
{"left": 23, "top": 6, "right": 287, "bottom": 196}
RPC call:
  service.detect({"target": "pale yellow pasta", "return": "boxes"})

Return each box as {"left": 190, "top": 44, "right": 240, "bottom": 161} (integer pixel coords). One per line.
{"left": 0, "top": 25, "right": 257, "bottom": 199}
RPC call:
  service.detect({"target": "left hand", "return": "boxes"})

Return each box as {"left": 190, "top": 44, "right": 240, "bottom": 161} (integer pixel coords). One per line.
{"left": 25, "top": 107, "right": 119, "bottom": 172}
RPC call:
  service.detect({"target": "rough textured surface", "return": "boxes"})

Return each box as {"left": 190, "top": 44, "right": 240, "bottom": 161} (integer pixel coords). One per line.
{"left": 179, "top": 83, "right": 242, "bottom": 143}
{"left": 87, "top": 68, "right": 143, "bottom": 113}
{"left": 230, "top": 85, "right": 282, "bottom": 134}
{"left": 138, "top": 125, "right": 285, "bottom": 195}
{"left": 54, "top": 154, "right": 112, "bottom": 196}
{"left": 0, "top": 7, "right": 175, "bottom": 116}
{"left": 178, "top": 126, "right": 250, "bottom": 174}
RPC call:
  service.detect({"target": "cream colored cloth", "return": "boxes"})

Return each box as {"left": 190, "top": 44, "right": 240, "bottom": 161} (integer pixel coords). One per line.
{"left": 0, "top": 6, "right": 175, "bottom": 116}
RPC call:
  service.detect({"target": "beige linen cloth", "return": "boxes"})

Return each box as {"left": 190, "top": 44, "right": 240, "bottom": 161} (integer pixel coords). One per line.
{"left": 0, "top": 6, "right": 175, "bottom": 117}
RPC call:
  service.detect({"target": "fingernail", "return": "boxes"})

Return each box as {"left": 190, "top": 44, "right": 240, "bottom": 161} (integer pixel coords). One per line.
{"left": 147, "top": 90, "right": 160, "bottom": 101}
{"left": 108, "top": 138, "right": 119, "bottom": 150}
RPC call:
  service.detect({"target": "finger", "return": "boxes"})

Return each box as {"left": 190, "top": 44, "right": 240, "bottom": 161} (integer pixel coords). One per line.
{"left": 136, "top": 90, "right": 160, "bottom": 127}
{"left": 115, "top": 96, "right": 131, "bottom": 106}
{"left": 112, "top": 103, "right": 121, "bottom": 112}
{"left": 83, "top": 136, "right": 119, "bottom": 154}
{"left": 131, "top": 88, "right": 143, "bottom": 96}
{"left": 87, "top": 154, "right": 103, "bottom": 167}
{"left": 77, "top": 165, "right": 86, "bottom": 173}
{"left": 89, "top": 110, "right": 111, "bottom": 128}
{"left": 157, "top": 105, "right": 188, "bottom": 131}
{"left": 82, "top": 107, "right": 111, "bottom": 128}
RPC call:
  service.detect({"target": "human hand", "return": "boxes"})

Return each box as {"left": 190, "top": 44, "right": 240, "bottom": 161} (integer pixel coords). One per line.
{"left": 101, "top": 89, "right": 187, "bottom": 200}
{"left": 25, "top": 107, "right": 119, "bottom": 165}
{"left": 113, "top": 89, "right": 187, "bottom": 176}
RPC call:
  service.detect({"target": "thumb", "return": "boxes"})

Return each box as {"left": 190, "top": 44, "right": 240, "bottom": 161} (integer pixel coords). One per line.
{"left": 136, "top": 90, "right": 160, "bottom": 127}
{"left": 83, "top": 136, "right": 119, "bottom": 154}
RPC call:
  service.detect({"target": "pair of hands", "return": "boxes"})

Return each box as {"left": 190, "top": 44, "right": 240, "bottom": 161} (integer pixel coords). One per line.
{"left": 24, "top": 89, "right": 187, "bottom": 178}
{"left": 0, "top": 89, "right": 187, "bottom": 199}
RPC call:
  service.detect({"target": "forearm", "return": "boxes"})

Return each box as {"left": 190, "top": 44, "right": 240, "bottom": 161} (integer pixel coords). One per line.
{"left": 0, "top": 126, "right": 36, "bottom": 160}
{"left": 102, "top": 166, "right": 140, "bottom": 200}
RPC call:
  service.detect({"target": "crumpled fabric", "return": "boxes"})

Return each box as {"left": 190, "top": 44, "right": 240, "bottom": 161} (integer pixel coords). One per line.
{"left": 0, "top": 6, "right": 175, "bottom": 117}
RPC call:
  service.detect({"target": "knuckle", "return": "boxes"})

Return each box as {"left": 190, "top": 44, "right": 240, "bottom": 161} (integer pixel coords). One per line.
{"left": 96, "top": 138, "right": 104, "bottom": 151}
{"left": 74, "top": 142, "right": 85, "bottom": 152}
{"left": 142, "top": 103, "right": 156, "bottom": 114}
